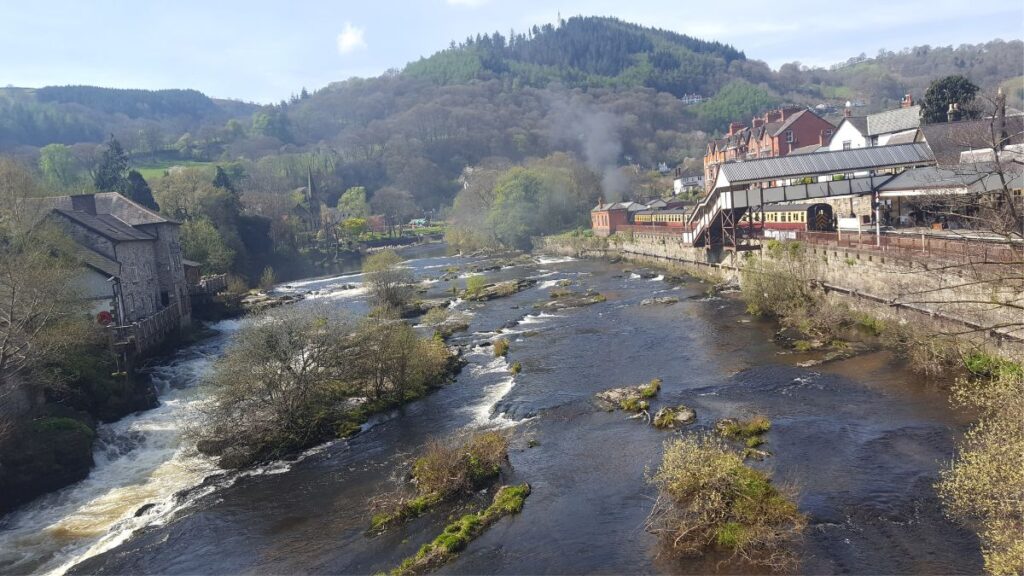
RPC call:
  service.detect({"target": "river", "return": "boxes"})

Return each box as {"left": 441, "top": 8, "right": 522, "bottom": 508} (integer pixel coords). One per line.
{"left": 0, "top": 244, "right": 982, "bottom": 574}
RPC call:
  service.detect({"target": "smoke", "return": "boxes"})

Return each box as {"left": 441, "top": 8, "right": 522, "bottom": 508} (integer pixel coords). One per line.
{"left": 544, "top": 92, "right": 627, "bottom": 202}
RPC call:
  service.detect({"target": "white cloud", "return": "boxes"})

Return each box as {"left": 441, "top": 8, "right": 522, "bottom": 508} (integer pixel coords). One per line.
{"left": 336, "top": 22, "right": 366, "bottom": 54}
{"left": 446, "top": 0, "right": 489, "bottom": 6}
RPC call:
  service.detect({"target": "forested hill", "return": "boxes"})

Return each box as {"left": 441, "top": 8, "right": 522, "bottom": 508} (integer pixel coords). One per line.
{"left": 0, "top": 85, "right": 257, "bottom": 148}
{"left": 404, "top": 16, "right": 746, "bottom": 97}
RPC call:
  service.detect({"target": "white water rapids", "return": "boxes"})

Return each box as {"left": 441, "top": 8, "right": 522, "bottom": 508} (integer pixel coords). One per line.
{"left": 0, "top": 321, "right": 240, "bottom": 576}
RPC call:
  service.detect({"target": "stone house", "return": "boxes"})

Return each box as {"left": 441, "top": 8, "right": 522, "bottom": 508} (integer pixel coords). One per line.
{"left": 39, "top": 193, "right": 191, "bottom": 345}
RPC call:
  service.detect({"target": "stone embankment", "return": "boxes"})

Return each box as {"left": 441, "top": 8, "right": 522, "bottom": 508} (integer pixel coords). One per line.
{"left": 537, "top": 233, "right": 1024, "bottom": 357}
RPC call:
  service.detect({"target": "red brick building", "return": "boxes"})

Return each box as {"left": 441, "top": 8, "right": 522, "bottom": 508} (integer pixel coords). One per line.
{"left": 703, "top": 107, "right": 835, "bottom": 191}
{"left": 590, "top": 202, "right": 635, "bottom": 237}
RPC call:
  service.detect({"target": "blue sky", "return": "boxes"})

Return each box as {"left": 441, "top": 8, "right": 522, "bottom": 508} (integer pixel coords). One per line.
{"left": 1, "top": 0, "right": 1021, "bottom": 103}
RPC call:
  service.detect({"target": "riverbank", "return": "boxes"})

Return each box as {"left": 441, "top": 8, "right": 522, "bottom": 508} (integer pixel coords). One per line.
{"left": 25, "top": 249, "right": 983, "bottom": 575}
{"left": 538, "top": 232, "right": 1024, "bottom": 572}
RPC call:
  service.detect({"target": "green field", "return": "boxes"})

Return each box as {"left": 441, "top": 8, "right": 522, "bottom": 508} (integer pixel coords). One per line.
{"left": 134, "top": 160, "right": 217, "bottom": 182}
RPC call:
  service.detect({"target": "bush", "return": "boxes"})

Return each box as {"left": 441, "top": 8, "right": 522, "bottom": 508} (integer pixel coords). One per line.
{"left": 937, "top": 369, "right": 1024, "bottom": 575}
{"left": 465, "top": 275, "right": 486, "bottom": 295}
{"left": 640, "top": 378, "right": 662, "bottom": 398}
{"left": 646, "top": 435, "right": 806, "bottom": 571}
{"left": 371, "top": 431, "right": 510, "bottom": 532}
{"left": 717, "top": 416, "right": 771, "bottom": 440}
{"left": 510, "top": 361, "right": 522, "bottom": 375}
{"left": 364, "top": 249, "right": 414, "bottom": 310}
{"left": 258, "top": 265, "right": 276, "bottom": 290}
{"left": 493, "top": 338, "right": 509, "bottom": 357}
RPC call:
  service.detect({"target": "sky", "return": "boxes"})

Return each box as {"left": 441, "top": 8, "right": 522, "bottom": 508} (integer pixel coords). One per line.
{"left": 1, "top": 0, "right": 1021, "bottom": 103}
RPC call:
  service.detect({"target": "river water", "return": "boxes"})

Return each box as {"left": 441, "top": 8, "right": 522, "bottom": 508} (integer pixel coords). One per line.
{"left": 0, "top": 244, "right": 982, "bottom": 574}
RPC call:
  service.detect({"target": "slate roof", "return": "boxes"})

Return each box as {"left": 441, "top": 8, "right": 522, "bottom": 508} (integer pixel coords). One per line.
{"left": 920, "top": 116, "right": 1024, "bottom": 165}
{"left": 841, "top": 116, "right": 869, "bottom": 135}
{"left": 879, "top": 163, "right": 1024, "bottom": 193}
{"left": 54, "top": 209, "right": 155, "bottom": 242}
{"left": 74, "top": 245, "right": 120, "bottom": 277}
{"left": 789, "top": 143, "right": 825, "bottom": 155}
{"left": 885, "top": 129, "right": 919, "bottom": 145}
{"left": 93, "top": 192, "right": 176, "bottom": 226}
{"left": 867, "top": 105, "right": 921, "bottom": 136}
{"left": 717, "top": 142, "right": 934, "bottom": 185}
{"left": 592, "top": 201, "right": 648, "bottom": 212}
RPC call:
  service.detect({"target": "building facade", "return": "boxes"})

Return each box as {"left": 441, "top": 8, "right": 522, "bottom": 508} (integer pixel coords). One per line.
{"left": 704, "top": 107, "right": 835, "bottom": 191}
{"left": 40, "top": 193, "right": 191, "bottom": 334}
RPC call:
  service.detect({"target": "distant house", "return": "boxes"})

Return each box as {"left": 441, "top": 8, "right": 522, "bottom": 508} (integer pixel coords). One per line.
{"left": 36, "top": 193, "right": 191, "bottom": 351}
{"left": 828, "top": 95, "right": 920, "bottom": 151}
{"left": 704, "top": 107, "right": 835, "bottom": 191}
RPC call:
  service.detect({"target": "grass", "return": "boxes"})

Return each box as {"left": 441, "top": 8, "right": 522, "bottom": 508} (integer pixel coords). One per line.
{"left": 619, "top": 397, "right": 649, "bottom": 412}
{"left": 388, "top": 484, "right": 531, "bottom": 576}
{"left": 493, "top": 339, "right": 509, "bottom": 357}
{"left": 963, "top": 351, "right": 1023, "bottom": 380}
{"left": 652, "top": 408, "right": 677, "bottom": 429}
{"left": 134, "top": 160, "right": 216, "bottom": 182}
{"left": 509, "top": 361, "right": 522, "bottom": 375}
{"left": 718, "top": 416, "right": 771, "bottom": 440}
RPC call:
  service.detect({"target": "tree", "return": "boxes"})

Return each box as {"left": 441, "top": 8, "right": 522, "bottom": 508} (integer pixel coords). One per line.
{"left": 337, "top": 186, "right": 370, "bottom": 219}
{"left": 181, "top": 218, "right": 235, "bottom": 273}
{"left": 38, "top": 144, "right": 81, "bottom": 190}
{"left": 371, "top": 187, "right": 417, "bottom": 236}
{"left": 93, "top": 136, "right": 130, "bottom": 193}
{"left": 212, "top": 165, "right": 237, "bottom": 195}
{"left": 124, "top": 170, "right": 159, "bottom": 211}
{"left": 0, "top": 159, "right": 88, "bottom": 424}
{"left": 194, "top": 304, "right": 354, "bottom": 467}
{"left": 339, "top": 217, "right": 368, "bottom": 241}
{"left": 921, "top": 75, "right": 981, "bottom": 124}
{"left": 363, "top": 249, "right": 414, "bottom": 311}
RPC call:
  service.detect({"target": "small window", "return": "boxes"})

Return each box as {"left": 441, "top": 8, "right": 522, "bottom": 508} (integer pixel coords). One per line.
{"left": 842, "top": 141, "right": 852, "bottom": 150}
{"left": 785, "top": 130, "right": 794, "bottom": 143}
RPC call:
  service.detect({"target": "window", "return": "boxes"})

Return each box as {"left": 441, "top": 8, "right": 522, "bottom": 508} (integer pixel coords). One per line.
{"left": 785, "top": 130, "right": 794, "bottom": 143}
{"left": 842, "top": 141, "right": 852, "bottom": 150}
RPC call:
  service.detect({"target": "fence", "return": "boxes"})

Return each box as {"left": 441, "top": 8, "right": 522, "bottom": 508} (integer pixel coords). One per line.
{"left": 108, "top": 302, "right": 182, "bottom": 354}
{"left": 794, "top": 230, "right": 1023, "bottom": 265}
{"left": 190, "top": 274, "right": 228, "bottom": 296}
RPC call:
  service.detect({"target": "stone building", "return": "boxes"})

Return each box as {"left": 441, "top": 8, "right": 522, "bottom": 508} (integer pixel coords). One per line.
{"left": 38, "top": 193, "right": 191, "bottom": 344}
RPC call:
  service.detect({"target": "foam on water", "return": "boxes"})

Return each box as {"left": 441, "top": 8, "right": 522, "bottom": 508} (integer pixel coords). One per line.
{"left": 535, "top": 256, "right": 576, "bottom": 265}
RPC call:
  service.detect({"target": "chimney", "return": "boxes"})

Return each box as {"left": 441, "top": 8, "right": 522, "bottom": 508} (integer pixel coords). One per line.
{"left": 728, "top": 121, "right": 745, "bottom": 136}
{"left": 947, "top": 103, "right": 960, "bottom": 123}
{"left": 996, "top": 87, "right": 1008, "bottom": 146}
{"left": 752, "top": 117, "right": 765, "bottom": 129}
{"left": 819, "top": 129, "right": 829, "bottom": 146}
{"left": 843, "top": 107, "right": 852, "bottom": 118}
{"left": 70, "top": 194, "right": 97, "bottom": 215}
{"left": 765, "top": 110, "right": 782, "bottom": 123}
{"left": 901, "top": 93, "right": 914, "bottom": 108}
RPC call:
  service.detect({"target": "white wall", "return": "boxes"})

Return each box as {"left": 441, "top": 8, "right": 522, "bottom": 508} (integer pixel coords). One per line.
{"left": 828, "top": 121, "right": 867, "bottom": 151}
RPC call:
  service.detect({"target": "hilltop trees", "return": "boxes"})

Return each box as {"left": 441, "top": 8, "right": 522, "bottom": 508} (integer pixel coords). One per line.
{"left": 91, "top": 136, "right": 159, "bottom": 209}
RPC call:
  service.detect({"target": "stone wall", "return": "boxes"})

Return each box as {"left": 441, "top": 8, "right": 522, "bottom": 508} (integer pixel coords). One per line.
{"left": 538, "top": 232, "right": 1023, "bottom": 356}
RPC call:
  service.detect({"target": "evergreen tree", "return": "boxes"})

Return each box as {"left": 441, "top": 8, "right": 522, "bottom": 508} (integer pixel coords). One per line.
{"left": 93, "top": 135, "right": 130, "bottom": 192}
{"left": 921, "top": 75, "right": 982, "bottom": 124}
{"left": 212, "top": 165, "right": 236, "bottom": 195}
{"left": 124, "top": 170, "right": 159, "bottom": 211}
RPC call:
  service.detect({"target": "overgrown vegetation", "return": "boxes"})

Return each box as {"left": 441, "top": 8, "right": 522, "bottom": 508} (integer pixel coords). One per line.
{"left": 194, "top": 303, "right": 456, "bottom": 468}
{"left": 937, "top": 362, "right": 1024, "bottom": 575}
{"left": 646, "top": 435, "right": 806, "bottom": 572}
{"left": 493, "top": 338, "right": 510, "bottom": 357}
{"left": 388, "top": 483, "right": 531, "bottom": 576}
{"left": 370, "top": 431, "right": 510, "bottom": 532}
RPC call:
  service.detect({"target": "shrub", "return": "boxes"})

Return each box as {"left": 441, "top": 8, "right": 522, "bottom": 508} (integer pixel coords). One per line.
{"left": 620, "top": 397, "right": 649, "bottom": 412}
{"left": 258, "top": 265, "right": 276, "bottom": 290}
{"left": 646, "top": 435, "right": 806, "bottom": 571}
{"left": 372, "top": 431, "right": 510, "bottom": 532}
{"left": 509, "top": 361, "right": 522, "bottom": 375}
{"left": 937, "top": 369, "right": 1024, "bottom": 575}
{"left": 465, "top": 274, "right": 486, "bottom": 295}
{"left": 639, "top": 378, "right": 662, "bottom": 398}
{"left": 493, "top": 338, "right": 509, "bottom": 357}
{"left": 718, "top": 416, "right": 772, "bottom": 440}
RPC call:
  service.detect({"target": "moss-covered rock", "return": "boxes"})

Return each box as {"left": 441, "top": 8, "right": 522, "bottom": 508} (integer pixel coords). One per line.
{"left": 0, "top": 415, "right": 96, "bottom": 515}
